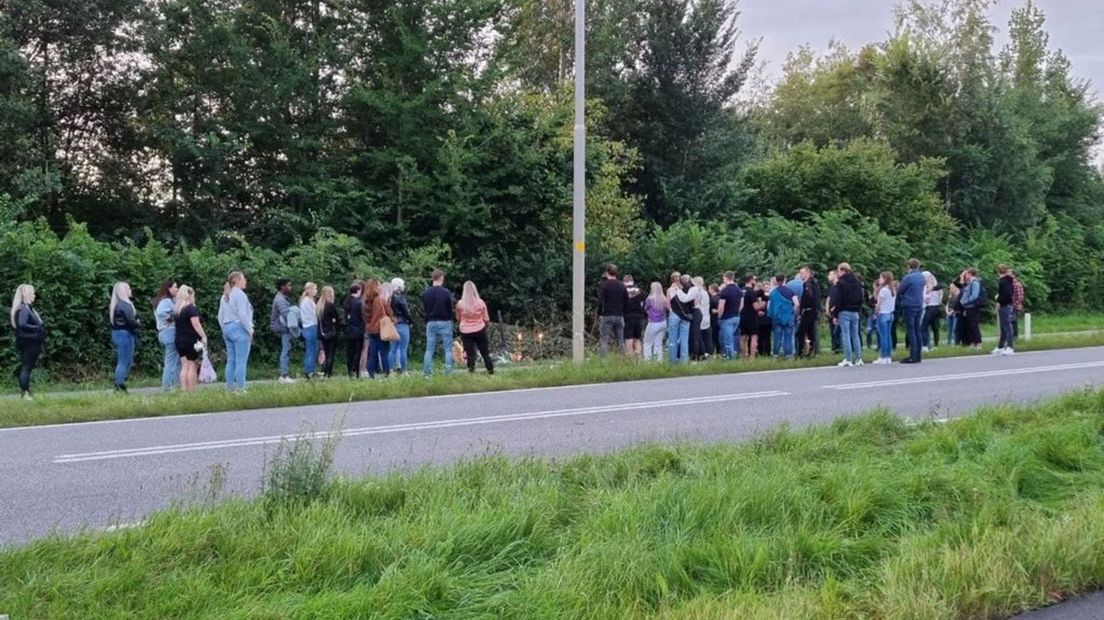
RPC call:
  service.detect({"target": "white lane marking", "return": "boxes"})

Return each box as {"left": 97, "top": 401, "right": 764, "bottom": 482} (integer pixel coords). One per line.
{"left": 824, "top": 360, "right": 1104, "bottom": 391}
{"left": 100, "top": 521, "right": 145, "bottom": 532}
{"left": 54, "top": 391, "right": 789, "bottom": 463}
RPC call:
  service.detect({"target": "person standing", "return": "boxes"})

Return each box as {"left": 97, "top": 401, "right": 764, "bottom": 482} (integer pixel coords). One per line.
{"left": 1012, "top": 269, "right": 1025, "bottom": 340}
{"left": 958, "top": 269, "right": 984, "bottom": 349}
{"left": 767, "top": 274, "right": 800, "bottom": 359}
{"left": 757, "top": 279, "right": 773, "bottom": 356}
{"left": 153, "top": 280, "right": 180, "bottom": 391}
{"left": 300, "top": 282, "right": 319, "bottom": 380}
{"left": 388, "top": 278, "right": 413, "bottom": 374}
{"left": 922, "top": 272, "right": 943, "bottom": 350}
{"left": 643, "top": 282, "right": 668, "bottom": 362}
{"left": 708, "top": 284, "right": 722, "bottom": 354}
{"left": 667, "top": 275, "right": 697, "bottom": 364}
{"left": 826, "top": 270, "right": 841, "bottom": 354}
{"left": 109, "top": 282, "right": 140, "bottom": 393}
{"left": 457, "top": 281, "right": 494, "bottom": 374}
{"left": 218, "top": 271, "right": 254, "bottom": 393}
{"left": 874, "top": 272, "right": 897, "bottom": 365}
{"left": 422, "top": 270, "right": 455, "bottom": 376}
{"left": 692, "top": 276, "right": 711, "bottom": 360}
{"left": 896, "top": 258, "right": 927, "bottom": 364}
{"left": 739, "top": 276, "right": 761, "bottom": 359}
{"left": 835, "top": 263, "right": 865, "bottom": 367}
{"left": 623, "top": 275, "right": 646, "bottom": 358}
{"left": 270, "top": 278, "right": 296, "bottom": 384}
{"left": 343, "top": 282, "right": 365, "bottom": 378}
{"left": 362, "top": 278, "right": 394, "bottom": 379}
{"left": 796, "top": 267, "right": 820, "bottom": 357}
{"left": 173, "top": 285, "right": 207, "bottom": 392}
{"left": 945, "top": 282, "right": 961, "bottom": 346}
{"left": 995, "top": 264, "right": 1016, "bottom": 356}
{"left": 716, "top": 272, "right": 742, "bottom": 360}
{"left": 318, "top": 286, "right": 340, "bottom": 378}
{"left": 597, "top": 264, "right": 628, "bottom": 356}
{"left": 11, "top": 284, "right": 44, "bottom": 400}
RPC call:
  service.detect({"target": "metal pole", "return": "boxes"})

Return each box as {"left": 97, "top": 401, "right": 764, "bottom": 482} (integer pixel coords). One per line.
{"left": 571, "top": 0, "right": 586, "bottom": 364}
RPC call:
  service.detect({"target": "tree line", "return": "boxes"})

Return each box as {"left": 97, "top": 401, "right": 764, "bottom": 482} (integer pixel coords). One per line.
{"left": 0, "top": 0, "right": 1102, "bottom": 378}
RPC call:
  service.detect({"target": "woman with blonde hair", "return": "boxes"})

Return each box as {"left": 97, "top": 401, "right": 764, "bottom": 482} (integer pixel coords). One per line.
{"left": 874, "top": 272, "right": 897, "bottom": 365}
{"left": 109, "top": 281, "right": 140, "bottom": 392}
{"left": 217, "top": 271, "right": 254, "bottom": 392}
{"left": 456, "top": 281, "right": 493, "bottom": 374}
{"left": 317, "top": 285, "right": 340, "bottom": 378}
{"left": 11, "top": 284, "right": 45, "bottom": 400}
{"left": 173, "top": 285, "right": 207, "bottom": 391}
{"left": 642, "top": 282, "right": 668, "bottom": 362}
{"left": 299, "top": 282, "right": 320, "bottom": 380}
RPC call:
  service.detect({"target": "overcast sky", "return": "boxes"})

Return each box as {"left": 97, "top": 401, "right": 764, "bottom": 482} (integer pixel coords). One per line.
{"left": 739, "top": 0, "right": 1104, "bottom": 101}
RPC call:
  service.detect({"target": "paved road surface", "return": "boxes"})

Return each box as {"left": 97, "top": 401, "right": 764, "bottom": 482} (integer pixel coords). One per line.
{"left": 1013, "top": 591, "right": 1104, "bottom": 620}
{"left": 2, "top": 347, "right": 1104, "bottom": 550}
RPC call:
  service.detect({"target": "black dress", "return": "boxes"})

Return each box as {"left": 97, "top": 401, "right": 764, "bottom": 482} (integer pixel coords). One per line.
{"left": 174, "top": 304, "right": 202, "bottom": 361}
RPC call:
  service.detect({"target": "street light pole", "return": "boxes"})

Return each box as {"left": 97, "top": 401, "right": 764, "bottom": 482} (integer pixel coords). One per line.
{"left": 571, "top": 0, "right": 586, "bottom": 364}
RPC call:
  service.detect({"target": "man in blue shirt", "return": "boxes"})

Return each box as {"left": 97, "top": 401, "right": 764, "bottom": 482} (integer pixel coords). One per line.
{"left": 767, "top": 274, "right": 800, "bottom": 359}
{"left": 896, "top": 258, "right": 928, "bottom": 364}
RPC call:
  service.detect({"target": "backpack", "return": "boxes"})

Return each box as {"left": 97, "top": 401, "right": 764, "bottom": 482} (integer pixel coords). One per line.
{"left": 975, "top": 281, "right": 988, "bottom": 307}
{"left": 285, "top": 305, "right": 302, "bottom": 338}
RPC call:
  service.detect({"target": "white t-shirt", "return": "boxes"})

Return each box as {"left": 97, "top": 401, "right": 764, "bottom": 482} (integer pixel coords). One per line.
{"left": 926, "top": 289, "right": 943, "bottom": 307}
{"left": 299, "top": 298, "right": 318, "bottom": 328}
{"left": 698, "top": 288, "right": 711, "bottom": 330}
{"left": 878, "top": 287, "right": 896, "bottom": 315}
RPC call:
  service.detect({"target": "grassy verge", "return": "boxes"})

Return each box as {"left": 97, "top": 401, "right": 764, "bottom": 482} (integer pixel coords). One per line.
{"left": 3, "top": 390, "right": 1104, "bottom": 617}
{"left": 3, "top": 330, "right": 1104, "bottom": 429}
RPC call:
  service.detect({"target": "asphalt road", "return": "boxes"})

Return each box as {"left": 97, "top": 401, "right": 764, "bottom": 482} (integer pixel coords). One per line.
{"left": 3, "top": 347, "right": 1104, "bottom": 550}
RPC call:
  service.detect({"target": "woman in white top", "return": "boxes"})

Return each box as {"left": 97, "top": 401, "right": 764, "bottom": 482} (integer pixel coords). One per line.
{"left": 218, "top": 271, "right": 254, "bottom": 392}
{"left": 922, "top": 271, "right": 943, "bottom": 351}
{"left": 874, "top": 272, "right": 897, "bottom": 365}
{"left": 300, "top": 282, "right": 319, "bottom": 379}
{"left": 692, "top": 276, "right": 711, "bottom": 359}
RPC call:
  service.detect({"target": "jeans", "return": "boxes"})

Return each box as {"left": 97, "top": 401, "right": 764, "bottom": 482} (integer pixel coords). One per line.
{"left": 111, "top": 329, "right": 136, "bottom": 388}
{"left": 877, "top": 313, "right": 894, "bottom": 359}
{"left": 998, "top": 304, "right": 1015, "bottom": 349}
{"left": 839, "top": 311, "right": 862, "bottom": 363}
{"left": 643, "top": 321, "right": 667, "bottom": 362}
{"left": 423, "top": 320, "right": 455, "bottom": 376}
{"left": 904, "top": 307, "right": 924, "bottom": 361}
{"left": 367, "top": 334, "right": 390, "bottom": 378}
{"left": 667, "top": 314, "right": 690, "bottom": 364}
{"left": 388, "top": 322, "right": 411, "bottom": 372}
{"left": 158, "top": 328, "right": 180, "bottom": 390}
{"left": 598, "top": 316, "right": 625, "bottom": 356}
{"left": 16, "top": 337, "right": 42, "bottom": 393}
{"left": 278, "top": 332, "right": 294, "bottom": 377}
{"left": 719, "top": 316, "right": 740, "bottom": 359}
{"left": 302, "top": 325, "right": 319, "bottom": 375}
{"left": 772, "top": 322, "right": 795, "bottom": 358}
{"left": 223, "top": 322, "right": 251, "bottom": 391}
{"left": 947, "top": 315, "right": 959, "bottom": 345}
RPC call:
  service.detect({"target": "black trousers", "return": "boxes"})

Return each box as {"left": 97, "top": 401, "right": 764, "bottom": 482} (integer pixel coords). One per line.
{"left": 345, "top": 334, "right": 364, "bottom": 377}
{"left": 461, "top": 328, "right": 494, "bottom": 373}
{"left": 16, "top": 338, "right": 42, "bottom": 393}
{"left": 757, "top": 321, "right": 772, "bottom": 356}
{"left": 797, "top": 309, "right": 819, "bottom": 356}
{"left": 689, "top": 310, "right": 704, "bottom": 360}
{"left": 322, "top": 336, "right": 337, "bottom": 377}
{"left": 963, "top": 307, "right": 982, "bottom": 346}
{"left": 922, "top": 306, "right": 942, "bottom": 347}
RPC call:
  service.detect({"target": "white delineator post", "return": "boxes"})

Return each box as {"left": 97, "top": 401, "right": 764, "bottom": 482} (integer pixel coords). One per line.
{"left": 1025, "top": 312, "right": 1032, "bottom": 341}
{"left": 571, "top": 0, "right": 587, "bottom": 364}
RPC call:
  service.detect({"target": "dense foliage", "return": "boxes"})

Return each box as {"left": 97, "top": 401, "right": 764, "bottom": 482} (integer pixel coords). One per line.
{"left": 0, "top": 0, "right": 1101, "bottom": 378}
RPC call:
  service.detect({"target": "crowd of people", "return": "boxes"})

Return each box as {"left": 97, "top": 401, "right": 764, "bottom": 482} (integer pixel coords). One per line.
{"left": 595, "top": 260, "right": 1025, "bottom": 368}
{"left": 7, "top": 260, "right": 1025, "bottom": 400}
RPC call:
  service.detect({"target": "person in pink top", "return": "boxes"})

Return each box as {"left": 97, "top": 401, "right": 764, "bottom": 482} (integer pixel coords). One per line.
{"left": 456, "top": 281, "right": 494, "bottom": 374}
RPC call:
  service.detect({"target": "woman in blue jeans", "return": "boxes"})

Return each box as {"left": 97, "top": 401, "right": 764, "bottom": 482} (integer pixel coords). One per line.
{"left": 218, "top": 271, "right": 255, "bottom": 392}
{"left": 874, "top": 272, "right": 896, "bottom": 365}
{"left": 388, "top": 278, "right": 412, "bottom": 373}
{"left": 361, "top": 278, "right": 394, "bottom": 378}
{"left": 109, "top": 282, "right": 140, "bottom": 393}
{"left": 153, "top": 279, "right": 180, "bottom": 391}
{"left": 299, "top": 282, "right": 319, "bottom": 379}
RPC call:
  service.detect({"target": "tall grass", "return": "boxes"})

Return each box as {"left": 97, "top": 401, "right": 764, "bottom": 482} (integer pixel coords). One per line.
{"left": 2, "top": 390, "right": 1104, "bottom": 617}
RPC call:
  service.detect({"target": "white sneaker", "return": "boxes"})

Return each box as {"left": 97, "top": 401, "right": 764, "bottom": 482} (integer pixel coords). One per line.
{"left": 278, "top": 376, "right": 296, "bottom": 385}
{"left": 1002, "top": 348, "right": 1014, "bottom": 356}
{"left": 922, "top": 347, "right": 930, "bottom": 353}
{"left": 854, "top": 360, "right": 864, "bottom": 367}
{"left": 990, "top": 348, "right": 1003, "bottom": 355}
{"left": 838, "top": 360, "right": 853, "bottom": 368}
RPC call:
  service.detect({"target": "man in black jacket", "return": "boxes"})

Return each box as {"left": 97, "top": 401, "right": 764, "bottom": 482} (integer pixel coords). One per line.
{"left": 995, "top": 264, "right": 1016, "bottom": 355}
{"left": 834, "top": 263, "right": 865, "bottom": 367}
{"left": 597, "top": 264, "right": 629, "bottom": 356}
{"left": 796, "top": 267, "right": 821, "bottom": 357}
